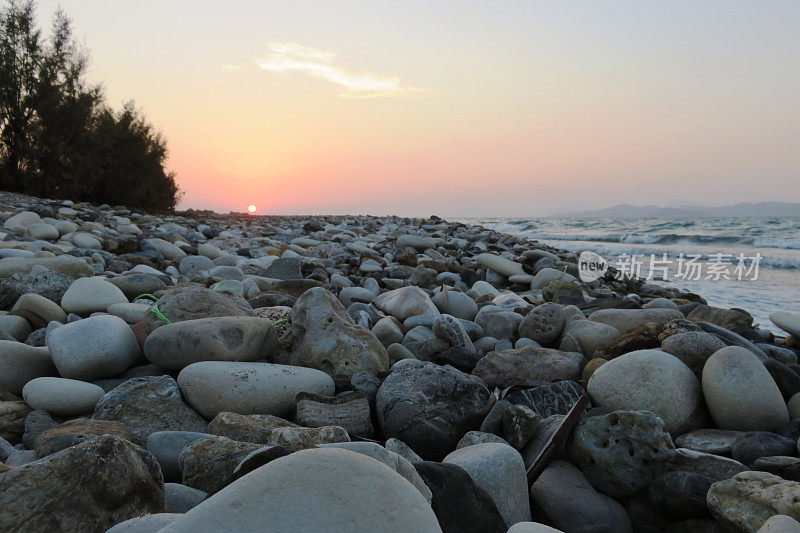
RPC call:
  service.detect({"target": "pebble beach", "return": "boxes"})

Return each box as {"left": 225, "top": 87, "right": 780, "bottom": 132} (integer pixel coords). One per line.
{"left": 2, "top": 191, "right": 800, "bottom": 532}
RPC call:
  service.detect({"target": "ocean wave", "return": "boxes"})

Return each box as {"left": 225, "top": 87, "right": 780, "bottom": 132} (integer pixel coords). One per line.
{"left": 519, "top": 231, "right": 800, "bottom": 249}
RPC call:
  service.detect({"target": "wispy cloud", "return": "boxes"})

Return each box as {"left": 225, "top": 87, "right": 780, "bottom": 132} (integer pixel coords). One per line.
{"left": 220, "top": 64, "right": 243, "bottom": 71}
{"left": 254, "top": 42, "right": 427, "bottom": 98}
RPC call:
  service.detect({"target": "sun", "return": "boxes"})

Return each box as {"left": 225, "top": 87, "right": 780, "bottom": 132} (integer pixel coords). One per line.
{"left": 247, "top": 205, "right": 257, "bottom": 213}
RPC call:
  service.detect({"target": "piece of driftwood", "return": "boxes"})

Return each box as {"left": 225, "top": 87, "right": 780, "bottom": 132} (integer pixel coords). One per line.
{"left": 525, "top": 394, "right": 589, "bottom": 485}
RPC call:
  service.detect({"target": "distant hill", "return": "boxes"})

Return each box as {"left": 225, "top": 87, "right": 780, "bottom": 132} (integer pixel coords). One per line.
{"left": 553, "top": 202, "right": 800, "bottom": 218}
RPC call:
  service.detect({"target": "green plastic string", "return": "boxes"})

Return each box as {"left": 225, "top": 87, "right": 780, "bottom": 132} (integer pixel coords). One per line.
{"left": 133, "top": 293, "right": 171, "bottom": 324}
{"left": 271, "top": 318, "right": 288, "bottom": 326}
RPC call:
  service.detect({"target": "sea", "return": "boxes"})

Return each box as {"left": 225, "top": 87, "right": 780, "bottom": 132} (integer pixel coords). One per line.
{"left": 469, "top": 217, "right": 800, "bottom": 334}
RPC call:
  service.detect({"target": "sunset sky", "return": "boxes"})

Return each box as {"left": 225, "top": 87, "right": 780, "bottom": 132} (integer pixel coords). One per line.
{"left": 37, "top": 1, "right": 800, "bottom": 216}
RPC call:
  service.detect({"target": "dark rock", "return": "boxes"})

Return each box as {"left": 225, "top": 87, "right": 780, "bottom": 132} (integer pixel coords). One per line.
{"left": 763, "top": 358, "right": 800, "bottom": 400}
{"left": 729, "top": 432, "right": 796, "bottom": 466}
{"left": 649, "top": 471, "right": 714, "bottom": 519}
{"left": 33, "top": 417, "right": 132, "bottom": 459}
{"left": 146, "top": 430, "right": 213, "bottom": 482}
{"left": 295, "top": 391, "right": 373, "bottom": 437}
{"left": 753, "top": 456, "right": 800, "bottom": 481}
{"left": 504, "top": 380, "right": 586, "bottom": 419}
{"left": 414, "top": 461, "right": 507, "bottom": 533}
{"left": 263, "top": 258, "right": 302, "bottom": 280}
{"left": 517, "top": 302, "right": 565, "bottom": 347}
{"left": 376, "top": 360, "right": 490, "bottom": 460}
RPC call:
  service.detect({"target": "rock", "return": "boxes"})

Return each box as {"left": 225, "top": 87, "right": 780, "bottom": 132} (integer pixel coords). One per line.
{"left": 757, "top": 515, "right": 800, "bottom": 532}
{"left": 506, "top": 524, "right": 564, "bottom": 533}
{"left": 431, "top": 289, "right": 478, "bottom": 321}
{"left": 531, "top": 459, "right": 633, "bottom": 533}
{"left": 754, "top": 456, "right": 800, "bottom": 482}
{"left": 502, "top": 404, "right": 540, "bottom": 449}
{"left": 165, "top": 483, "right": 207, "bottom": 513}
{"left": 457, "top": 431, "right": 508, "bottom": 448}
{"left": 0, "top": 400, "right": 31, "bottom": 442}
{"left": 267, "top": 425, "right": 350, "bottom": 446}
{"left": 108, "top": 273, "right": 167, "bottom": 300}
{"left": 517, "top": 303, "right": 565, "bottom": 347}
{"left": 160, "top": 448, "right": 442, "bottom": 532}
{"left": 472, "top": 346, "right": 584, "bottom": 389}
{"left": 318, "top": 441, "right": 431, "bottom": 501}
{"left": 687, "top": 305, "right": 753, "bottom": 334}
{"left": 477, "top": 253, "right": 526, "bottom": 277}
{"left": 0, "top": 255, "right": 94, "bottom": 279}
{"left": 593, "top": 321, "right": 662, "bottom": 359}
{"left": 295, "top": 391, "right": 373, "bottom": 437}
{"left": 146, "top": 430, "right": 212, "bottom": 482}
{"left": 397, "top": 234, "right": 437, "bottom": 250}
{"left": 142, "top": 284, "right": 253, "bottom": 334}
{"left": 589, "top": 308, "right": 683, "bottom": 335}
{"left": 290, "top": 287, "right": 389, "bottom": 385}
{"left": 672, "top": 448, "right": 749, "bottom": 482}
{"left": 531, "top": 267, "right": 576, "bottom": 290}
{"left": 46, "top": 314, "right": 140, "bottom": 380}
{"left": 0, "top": 340, "right": 55, "bottom": 394}
{"left": 542, "top": 280, "right": 585, "bottom": 305}
{"left": 177, "top": 361, "right": 334, "bottom": 419}
{"left": 22, "top": 377, "right": 104, "bottom": 416}
{"left": 433, "top": 314, "right": 476, "bottom": 353}
{"left": 33, "top": 417, "right": 132, "bottom": 458}
{"left": 22, "top": 409, "right": 58, "bottom": 448}
{"left": 179, "top": 255, "right": 214, "bottom": 276}
{"left": 559, "top": 319, "right": 619, "bottom": 357}
{"left": 148, "top": 238, "right": 186, "bottom": 261}
{"left": 661, "top": 331, "right": 727, "bottom": 375}
{"left": 707, "top": 471, "right": 800, "bottom": 531}
{"left": 0, "top": 435, "right": 164, "bottom": 532}
{"left": 0, "top": 270, "right": 73, "bottom": 309}
{"left": 60, "top": 276, "right": 128, "bottom": 315}
{"left": 771, "top": 313, "right": 800, "bottom": 339}
{"left": 702, "top": 346, "right": 789, "bottom": 431}
{"left": 371, "top": 316, "right": 404, "bottom": 346}
{"left": 386, "top": 437, "right": 424, "bottom": 463}
{"left": 474, "top": 305, "right": 523, "bottom": 341}
{"left": 789, "top": 393, "right": 800, "bottom": 419}
{"left": 567, "top": 410, "right": 676, "bottom": 498}
{"left": 729, "top": 432, "right": 796, "bottom": 466}
{"left": 373, "top": 286, "right": 439, "bottom": 321}
{"left": 764, "top": 358, "right": 800, "bottom": 400}
{"left": 587, "top": 349, "right": 702, "bottom": 433}
{"left": 93, "top": 376, "right": 207, "bottom": 445}
{"left": 675, "top": 429, "right": 747, "bottom": 455}
{"left": 106, "top": 513, "right": 182, "bottom": 532}
{"left": 649, "top": 471, "right": 715, "bottom": 519}
{"left": 376, "top": 360, "right": 490, "bottom": 460}
{"left": 108, "top": 302, "right": 151, "bottom": 324}
{"left": 207, "top": 411, "right": 296, "bottom": 443}
{"left": 178, "top": 435, "right": 262, "bottom": 493}
{"left": 144, "top": 317, "right": 278, "bottom": 370}
{"left": 414, "top": 461, "right": 507, "bottom": 533}
{"left": 11, "top": 293, "right": 67, "bottom": 325}
{"left": 443, "top": 442, "right": 531, "bottom": 527}
{"left": 504, "top": 380, "right": 585, "bottom": 418}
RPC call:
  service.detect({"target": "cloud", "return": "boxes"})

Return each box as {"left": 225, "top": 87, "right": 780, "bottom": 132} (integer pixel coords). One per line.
{"left": 221, "top": 64, "right": 243, "bottom": 71}
{"left": 255, "top": 42, "right": 426, "bottom": 98}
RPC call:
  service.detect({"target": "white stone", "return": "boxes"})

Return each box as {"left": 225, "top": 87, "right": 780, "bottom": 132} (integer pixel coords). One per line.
{"left": 160, "top": 447, "right": 442, "bottom": 533}
{"left": 177, "top": 361, "right": 335, "bottom": 419}
{"left": 373, "top": 286, "right": 439, "bottom": 322}
{"left": 22, "top": 376, "right": 105, "bottom": 416}
{"left": 588, "top": 349, "right": 702, "bottom": 433}
{"left": 107, "top": 302, "right": 151, "bottom": 324}
{"left": 149, "top": 238, "right": 187, "bottom": 261}
{"left": 771, "top": 312, "right": 800, "bottom": 339}
{"left": 702, "top": 346, "right": 789, "bottom": 431}
{"left": 72, "top": 232, "right": 101, "bottom": 249}
{"left": 3, "top": 211, "right": 41, "bottom": 231}
{"left": 12, "top": 293, "right": 67, "bottom": 324}
{"left": 46, "top": 315, "right": 140, "bottom": 380}
{"left": 0, "top": 315, "right": 31, "bottom": 341}
{"left": 26, "top": 223, "right": 59, "bottom": 240}
{"left": 531, "top": 268, "right": 576, "bottom": 290}
{"left": 61, "top": 277, "right": 128, "bottom": 315}
{"left": 443, "top": 442, "right": 531, "bottom": 527}
{"left": 588, "top": 308, "right": 683, "bottom": 335}
{"left": 476, "top": 253, "right": 526, "bottom": 278}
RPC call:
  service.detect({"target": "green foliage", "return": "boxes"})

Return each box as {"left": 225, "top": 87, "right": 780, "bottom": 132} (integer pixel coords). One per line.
{"left": 0, "top": 0, "right": 180, "bottom": 211}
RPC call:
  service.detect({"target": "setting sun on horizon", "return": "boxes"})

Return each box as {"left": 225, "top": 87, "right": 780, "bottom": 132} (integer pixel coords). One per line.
{"left": 34, "top": 0, "right": 800, "bottom": 217}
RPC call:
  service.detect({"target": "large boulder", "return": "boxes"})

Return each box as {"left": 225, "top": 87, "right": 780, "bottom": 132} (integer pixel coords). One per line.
{"left": 377, "top": 360, "right": 490, "bottom": 460}
{"left": 290, "top": 287, "right": 388, "bottom": 385}
{"left": 443, "top": 443, "right": 531, "bottom": 527}
{"left": 472, "top": 346, "right": 584, "bottom": 389}
{"left": 0, "top": 435, "right": 164, "bottom": 532}
{"left": 144, "top": 317, "right": 278, "bottom": 369}
{"left": 46, "top": 315, "right": 140, "bottom": 380}
{"left": 567, "top": 410, "right": 676, "bottom": 498}
{"left": 93, "top": 376, "right": 207, "bottom": 445}
{"left": 587, "top": 349, "right": 702, "bottom": 434}
{"left": 707, "top": 471, "right": 800, "bottom": 531}
{"left": 159, "top": 448, "right": 442, "bottom": 532}
{"left": 702, "top": 346, "right": 789, "bottom": 431}
{"left": 177, "top": 361, "right": 334, "bottom": 419}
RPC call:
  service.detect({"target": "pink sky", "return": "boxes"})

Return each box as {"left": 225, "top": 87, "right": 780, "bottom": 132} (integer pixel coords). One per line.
{"left": 37, "top": 1, "right": 800, "bottom": 216}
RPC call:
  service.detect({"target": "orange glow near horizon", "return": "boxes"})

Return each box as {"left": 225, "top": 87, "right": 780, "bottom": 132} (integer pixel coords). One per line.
{"left": 35, "top": 0, "right": 800, "bottom": 216}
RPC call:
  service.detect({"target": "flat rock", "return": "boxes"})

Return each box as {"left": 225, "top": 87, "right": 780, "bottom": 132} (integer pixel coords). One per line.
{"left": 177, "top": 361, "right": 334, "bottom": 419}
{"left": 675, "top": 429, "right": 747, "bottom": 455}
{"left": 589, "top": 308, "right": 683, "bottom": 335}
{"left": 477, "top": 253, "right": 526, "bottom": 278}
{"left": 296, "top": 391, "right": 373, "bottom": 437}
{"left": 771, "top": 312, "right": 800, "bottom": 339}
{"left": 22, "top": 377, "right": 104, "bottom": 416}
{"left": 472, "top": 346, "right": 584, "bottom": 389}
{"left": 61, "top": 276, "right": 128, "bottom": 315}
